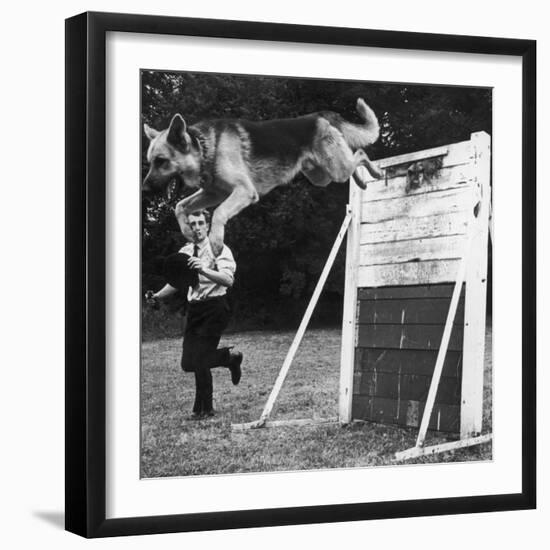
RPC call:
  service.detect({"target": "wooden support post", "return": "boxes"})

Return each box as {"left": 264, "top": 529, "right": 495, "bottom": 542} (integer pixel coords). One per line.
{"left": 339, "top": 185, "right": 362, "bottom": 424}
{"left": 253, "top": 212, "right": 353, "bottom": 427}
{"left": 461, "top": 131, "right": 491, "bottom": 439}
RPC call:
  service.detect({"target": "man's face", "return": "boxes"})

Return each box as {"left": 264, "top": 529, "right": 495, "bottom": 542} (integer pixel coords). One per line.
{"left": 188, "top": 214, "right": 209, "bottom": 243}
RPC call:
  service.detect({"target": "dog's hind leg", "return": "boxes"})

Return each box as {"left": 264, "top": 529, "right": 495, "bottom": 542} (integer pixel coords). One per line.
{"left": 210, "top": 185, "right": 259, "bottom": 256}
{"left": 174, "top": 189, "right": 226, "bottom": 241}
{"left": 352, "top": 168, "right": 368, "bottom": 190}
{"left": 357, "top": 150, "right": 384, "bottom": 179}
{"left": 352, "top": 152, "right": 384, "bottom": 189}
{"left": 314, "top": 122, "right": 383, "bottom": 188}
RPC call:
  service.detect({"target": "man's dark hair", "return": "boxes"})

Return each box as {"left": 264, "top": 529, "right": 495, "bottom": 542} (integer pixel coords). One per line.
{"left": 188, "top": 209, "right": 211, "bottom": 224}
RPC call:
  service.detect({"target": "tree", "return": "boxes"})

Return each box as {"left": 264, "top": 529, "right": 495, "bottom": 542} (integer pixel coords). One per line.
{"left": 141, "top": 71, "right": 491, "bottom": 332}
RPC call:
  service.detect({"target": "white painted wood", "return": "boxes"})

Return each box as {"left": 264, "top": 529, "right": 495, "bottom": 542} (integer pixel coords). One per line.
{"left": 415, "top": 228, "right": 475, "bottom": 447}
{"left": 356, "top": 140, "right": 472, "bottom": 184}
{"left": 257, "top": 212, "right": 353, "bottom": 426}
{"left": 359, "top": 234, "right": 465, "bottom": 266}
{"left": 361, "top": 187, "right": 474, "bottom": 224}
{"left": 231, "top": 420, "right": 264, "bottom": 431}
{"left": 362, "top": 165, "right": 473, "bottom": 202}
{"left": 394, "top": 433, "right": 492, "bottom": 461}
{"left": 232, "top": 417, "right": 338, "bottom": 431}
{"left": 339, "top": 186, "right": 362, "bottom": 424}
{"left": 350, "top": 135, "right": 491, "bottom": 452}
{"left": 461, "top": 132, "right": 491, "bottom": 439}
{"left": 357, "top": 259, "right": 461, "bottom": 287}
{"left": 360, "top": 212, "right": 468, "bottom": 244}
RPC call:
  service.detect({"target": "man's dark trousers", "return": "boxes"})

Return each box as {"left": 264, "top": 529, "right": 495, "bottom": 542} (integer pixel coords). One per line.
{"left": 180, "top": 296, "right": 232, "bottom": 414}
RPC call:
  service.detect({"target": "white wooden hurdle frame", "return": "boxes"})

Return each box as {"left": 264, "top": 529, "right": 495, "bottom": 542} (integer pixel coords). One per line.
{"left": 232, "top": 209, "right": 352, "bottom": 431}
{"left": 233, "top": 132, "right": 493, "bottom": 462}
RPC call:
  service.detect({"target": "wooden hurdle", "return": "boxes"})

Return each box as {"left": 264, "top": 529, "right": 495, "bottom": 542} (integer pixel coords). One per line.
{"left": 343, "top": 131, "right": 492, "bottom": 459}
{"left": 233, "top": 132, "right": 492, "bottom": 453}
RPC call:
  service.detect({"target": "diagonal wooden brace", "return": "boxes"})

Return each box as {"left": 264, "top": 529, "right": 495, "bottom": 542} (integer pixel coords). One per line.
{"left": 253, "top": 209, "right": 353, "bottom": 428}
{"left": 414, "top": 228, "right": 476, "bottom": 448}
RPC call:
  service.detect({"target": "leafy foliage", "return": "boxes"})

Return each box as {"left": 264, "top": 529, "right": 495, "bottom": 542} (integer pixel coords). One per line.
{"left": 141, "top": 71, "right": 491, "bottom": 330}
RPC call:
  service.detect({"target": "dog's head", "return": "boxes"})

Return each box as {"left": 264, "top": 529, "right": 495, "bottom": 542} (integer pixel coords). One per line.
{"left": 142, "top": 114, "right": 201, "bottom": 198}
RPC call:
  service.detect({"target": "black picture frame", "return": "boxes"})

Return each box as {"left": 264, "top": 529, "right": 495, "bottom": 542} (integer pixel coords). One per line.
{"left": 65, "top": 11, "right": 536, "bottom": 538}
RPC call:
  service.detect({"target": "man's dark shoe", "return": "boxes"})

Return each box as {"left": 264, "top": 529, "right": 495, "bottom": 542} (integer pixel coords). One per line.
{"left": 228, "top": 351, "right": 243, "bottom": 385}
{"left": 202, "top": 409, "right": 216, "bottom": 418}
{"left": 188, "top": 412, "right": 203, "bottom": 421}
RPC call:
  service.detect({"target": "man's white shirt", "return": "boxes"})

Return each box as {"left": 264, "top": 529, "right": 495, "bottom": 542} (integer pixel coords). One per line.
{"left": 179, "top": 238, "right": 236, "bottom": 302}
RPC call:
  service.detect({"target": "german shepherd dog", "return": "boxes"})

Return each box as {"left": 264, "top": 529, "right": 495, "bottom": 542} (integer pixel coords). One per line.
{"left": 143, "top": 98, "right": 382, "bottom": 256}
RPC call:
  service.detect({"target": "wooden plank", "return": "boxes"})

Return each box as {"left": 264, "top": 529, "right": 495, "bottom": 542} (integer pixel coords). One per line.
{"left": 361, "top": 188, "right": 473, "bottom": 224}
{"left": 394, "top": 433, "right": 492, "bottom": 461}
{"left": 362, "top": 165, "right": 473, "bottom": 202}
{"left": 231, "top": 417, "right": 338, "bottom": 431}
{"left": 359, "top": 234, "right": 465, "bottom": 266}
{"left": 358, "top": 372, "right": 461, "bottom": 405}
{"left": 420, "top": 400, "right": 460, "bottom": 432}
{"left": 358, "top": 298, "right": 464, "bottom": 325}
{"left": 355, "top": 348, "right": 463, "bottom": 378}
{"left": 382, "top": 140, "right": 471, "bottom": 168}
{"left": 357, "top": 259, "right": 461, "bottom": 287}
{"left": 360, "top": 212, "right": 468, "bottom": 245}
{"left": 231, "top": 419, "right": 264, "bottom": 430}
{"left": 351, "top": 396, "right": 459, "bottom": 432}
{"left": 358, "top": 283, "right": 456, "bottom": 300}
{"left": 357, "top": 140, "right": 472, "bottom": 184}
{"left": 339, "top": 190, "right": 362, "bottom": 424}
{"left": 461, "top": 132, "right": 491, "bottom": 439}
{"left": 356, "top": 323, "right": 464, "bottom": 351}
{"left": 354, "top": 371, "right": 364, "bottom": 396}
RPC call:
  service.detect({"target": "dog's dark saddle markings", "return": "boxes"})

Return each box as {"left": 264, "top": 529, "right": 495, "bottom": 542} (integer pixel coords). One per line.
{"left": 143, "top": 98, "right": 383, "bottom": 256}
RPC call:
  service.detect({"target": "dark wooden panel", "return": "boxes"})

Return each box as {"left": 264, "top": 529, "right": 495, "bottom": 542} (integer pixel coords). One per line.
{"left": 352, "top": 396, "right": 460, "bottom": 433}
{"left": 355, "top": 348, "right": 462, "bottom": 378}
{"left": 357, "top": 372, "right": 461, "bottom": 405}
{"left": 352, "top": 283, "right": 464, "bottom": 432}
{"left": 357, "top": 323, "right": 464, "bottom": 351}
{"left": 358, "top": 284, "right": 457, "bottom": 300}
{"left": 358, "top": 298, "right": 464, "bottom": 325}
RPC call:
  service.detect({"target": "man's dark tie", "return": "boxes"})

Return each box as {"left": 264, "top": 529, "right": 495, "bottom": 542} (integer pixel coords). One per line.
{"left": 192, "top": 244, "right": 200, "bottom": 291}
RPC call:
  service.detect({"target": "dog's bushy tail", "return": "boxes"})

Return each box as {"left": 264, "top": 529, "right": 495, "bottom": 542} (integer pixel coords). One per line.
{"left": 340, "top": 98, "right": 380, "bottom": 148}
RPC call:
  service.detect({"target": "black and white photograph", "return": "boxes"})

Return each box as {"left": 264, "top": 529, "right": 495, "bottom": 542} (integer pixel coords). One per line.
{"left": 1, "top": 0, "right": 546, "bottom": 544}
{"left": 140, "top": 70, "right": 493, "bottom": 478}
{"left": 58, "top": 8, "right": 537, "bottom": 540}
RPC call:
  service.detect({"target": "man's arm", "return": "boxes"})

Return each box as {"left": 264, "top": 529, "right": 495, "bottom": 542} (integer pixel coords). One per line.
{"left": 149, "top": 283, "right": 179, "bottom": 301}
{"left": 187, "top": 256, "right": 234, "bottom": 287}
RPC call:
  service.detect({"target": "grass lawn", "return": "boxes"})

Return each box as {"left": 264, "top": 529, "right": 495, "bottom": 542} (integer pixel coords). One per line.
{"left": 141, "top": 324, "right": 492, "bottom": 478}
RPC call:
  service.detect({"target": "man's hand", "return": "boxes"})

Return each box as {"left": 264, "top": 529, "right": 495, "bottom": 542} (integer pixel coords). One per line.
{"left": 187, "top": 256, "right": 205, "bottom": 273}
{"left": 145, "top": 290, "right": 160, "bottom": 309}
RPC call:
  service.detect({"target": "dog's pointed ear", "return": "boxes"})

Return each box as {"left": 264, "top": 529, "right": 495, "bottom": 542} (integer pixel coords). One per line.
{"left": 143, "top": 123, "right": 160, "bottom": 141}
{"left": 167, "top": 114, "right": 191, "bottom": 149}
